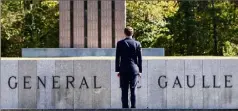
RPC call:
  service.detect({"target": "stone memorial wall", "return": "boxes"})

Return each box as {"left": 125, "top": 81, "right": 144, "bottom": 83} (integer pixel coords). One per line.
{"left": 1, "top": 57, "right": 238, "bottom": 109}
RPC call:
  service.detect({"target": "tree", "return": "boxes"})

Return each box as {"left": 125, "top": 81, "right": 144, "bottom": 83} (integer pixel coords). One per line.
{"left": 2, "top": 0, "right": 237, "bottom": 56}
{"left": 126, "top": 1, "right": 178, "bottom": 48}
{"left": 165, "top": 1, "right": 238, "bottom": 56}
{"left": 126, "top": 1, "right": 238, "bottom": 56}
{"left": 1, "top": 0, "right": 59, "bottom": 57}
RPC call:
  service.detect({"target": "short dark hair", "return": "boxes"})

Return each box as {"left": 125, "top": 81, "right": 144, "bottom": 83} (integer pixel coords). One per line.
{"left": 124, "top": 26, "right": 134, "bottom": 36}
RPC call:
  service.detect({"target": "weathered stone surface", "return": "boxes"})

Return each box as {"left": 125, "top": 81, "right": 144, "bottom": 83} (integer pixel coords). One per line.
{"left": 166, "top": 60, "right": 185, "bottom": 109}
{"left": 1, "top": 58, "right": 238, "bottom": 109}
{"left": 2, "top": 109, "right": 238, "bottom": 111}
{"left": 37, "top": 60, "right": 55, "bottom": 109}
{"left": 184, "top": 60, "right": 203, "bottom": 109}
{"left": 220, "top": 59, "right": 238, "bottom": 109}
{"left": 1, "top": 60, "right": 18, "bottom": 108}
{"left": 74, "top": 60, "right": 93, "bottom": 108}
{"left": 92, "top": 60, "right": 111, "bottom": 108}
{"left": 22, "top": 48, "right": 165, "bottom": 57}
{"left": 135, "top": 60, "right": 148, "bottom": 109}
{"left": 74, "top": 60, "right": 111, "bottom": 109}
{"left": 55, "top": 60, "right": 74, "bottom": 109}
{"left": 18, "top": 60, "right": 37, "bottom": 108}
{"left": 202, "top": 60, "right": 221, "bottom": 109}
{"left": 148, "top": 60, "right": 167, "bottom": 109}
{"left": 110, "top": 60, "right": 121, "bottom": 108}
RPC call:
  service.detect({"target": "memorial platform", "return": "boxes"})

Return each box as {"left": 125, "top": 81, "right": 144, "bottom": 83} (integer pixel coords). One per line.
{"left": 22, "top": 48, "right": 165, "bottom": 57}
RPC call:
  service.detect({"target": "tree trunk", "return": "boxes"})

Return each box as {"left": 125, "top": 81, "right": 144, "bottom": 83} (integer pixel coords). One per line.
{"left": 212, "top": 0, "right": 218, "bottom": 55}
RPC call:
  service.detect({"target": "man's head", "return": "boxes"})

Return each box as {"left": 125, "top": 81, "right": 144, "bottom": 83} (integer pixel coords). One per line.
{"left": 124, "top": 26, "right": 134, "bottom": 37}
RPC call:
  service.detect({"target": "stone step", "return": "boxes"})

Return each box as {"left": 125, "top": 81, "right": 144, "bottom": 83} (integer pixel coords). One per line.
{"left": 1, "top": 110, "right": 238, "bottom": 111}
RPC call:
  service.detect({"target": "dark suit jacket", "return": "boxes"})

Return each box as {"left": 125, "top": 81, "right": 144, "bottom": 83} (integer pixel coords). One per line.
{"left": 115, "top": 37, "right": 142, "bottom": 75}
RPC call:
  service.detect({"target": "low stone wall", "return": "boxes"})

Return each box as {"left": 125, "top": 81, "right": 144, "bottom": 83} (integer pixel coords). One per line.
{"left": 1, "top": 57, "right": 238, "bottom": 109}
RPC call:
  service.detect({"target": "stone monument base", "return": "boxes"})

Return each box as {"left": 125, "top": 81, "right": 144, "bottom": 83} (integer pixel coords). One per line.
{"left": 1, "top": 57, "right": 238, "bottom": 109}
{"left": 22, "top": 48, "right": 165, "bottom": 57}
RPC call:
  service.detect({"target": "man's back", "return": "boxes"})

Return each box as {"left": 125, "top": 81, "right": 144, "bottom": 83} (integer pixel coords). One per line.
{"left": 115, "top": 38, "right": 142, "bottom": 75}
{"left": 116, "top": 26, "right": 142, "bottom": 108}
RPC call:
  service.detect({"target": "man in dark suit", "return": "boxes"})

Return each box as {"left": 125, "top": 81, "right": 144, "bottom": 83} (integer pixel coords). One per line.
{"left": 115, "top": 26, "right": 142, "bottom": 108}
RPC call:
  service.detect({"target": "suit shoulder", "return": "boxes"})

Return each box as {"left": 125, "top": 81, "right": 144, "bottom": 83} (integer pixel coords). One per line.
{"left": 116, "top": 39, "right": 124, "bottom": 47}
{"left": 117, "top": 39, "right": 124, "bottom": 44}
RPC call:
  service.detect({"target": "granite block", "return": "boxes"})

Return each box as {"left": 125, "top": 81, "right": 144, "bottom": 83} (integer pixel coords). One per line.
{"left": 202, "top": 60, "right": 221, "bottom": 109}
{"left": 1, "top": 60, "right": 18, "bottom": 108}
{"left": 220, "top": 59, "right": 238, "bottom": 109}
{"left": 74, "top": 60, "right": 92, "bottom": 108}
{"left": 55, "top": 60, "right": 74, "bottom": 109}
{"left": 135, "top": 60, "right": 148, "bottom": 109}
{"left": 148, "top": 60, "right": 167, "bottom": 109}
{"left": 37, "top": 60, "right": 55, "bottom": 109}
{"left": 184, "top": 60, "right": 203, "bottom": 108}
{"left": 91, "top": 60, "right": 111, "bottom": 108}
{"left": 166, "top": 60, "right": 185, "bottom": 109}
{"left": 18, "top": 60, "right": 37, "bottom": 108}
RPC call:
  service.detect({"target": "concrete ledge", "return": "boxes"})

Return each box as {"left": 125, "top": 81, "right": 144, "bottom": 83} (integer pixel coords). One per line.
{"left": 21, "top": 48, "right": 165, "bottom": 57}
{"left": 2, "top": 56, "right": 238, "bottom": 60}
{"left": 1, "top": 109, "right": 238, "bottom": 111}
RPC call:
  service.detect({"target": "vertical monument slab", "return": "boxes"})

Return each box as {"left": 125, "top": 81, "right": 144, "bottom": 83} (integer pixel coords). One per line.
{"left": 166, "top": 59, "right": 185, "bottom": 109}
{"left": 1, "top": 60, "right": 18, "bottom": 108}
{"left": 101, "top": 0, "right": 112, "bottom": 48}
{"left": 114, "top": 0, "right": 126, "bottom": 46}
{"left": 184, "top": 60, "right": 203, "bottom": 108}
{"left": 37, "top": 60, "right": 55, "bottom": 109}
{"left": 18, "top": 60, "right": 37, "bottom": 108}
{"left": 55, "top": 60, "right": 74, "bottom": 109}
{"left": 87, "top": 0, "right": 98, "bottom": 48}
{"left": 73, "top": 0, "right": 84, "bottom": 48}
{"left": 59, "top": 0, "right": 70, "bottom": 48}
{"left": 203, "top": 60, "right": 221, "bottom": 109}
{"left": 148, "top": 60, "right": 167, "bottom": 109}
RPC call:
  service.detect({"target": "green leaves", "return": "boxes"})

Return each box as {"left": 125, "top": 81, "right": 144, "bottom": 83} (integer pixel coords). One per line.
{"left": 1, "top": 1, "right": 237, "bottom": 56}
{"left": 126, "top": 1, "right": 178, "bottom": 49}
{"left": 127, "top": 1, "right": 238, "bottom": 56}
{"left": 1, "top": 0, "right": 59, "bottom": 57}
